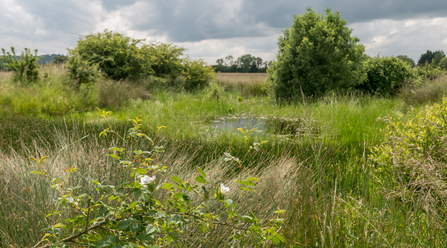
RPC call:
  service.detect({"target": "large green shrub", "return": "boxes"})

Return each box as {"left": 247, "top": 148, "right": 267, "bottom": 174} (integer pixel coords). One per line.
{"left": 69, "top": 30, "right": 153, "bottom": 80}
{"left": 267, "top": 7, "right": 366, "bottom": 101}
{"left": 182, "top": 58, "right": 215, "bottom": 91}
{"left": 371, "top": 98, "right": 447, "bottom": 214}
{"left": 357, "top": 56, "right": 414, "bottom": 95}
{"left": 1, "top": 47, "right": 40, "bottom": 83}
{"left": 66, "top": 53, "right": 102, "bottom": 88}
{"left": 148, "top": 42, "right": 185, "bottom": 78}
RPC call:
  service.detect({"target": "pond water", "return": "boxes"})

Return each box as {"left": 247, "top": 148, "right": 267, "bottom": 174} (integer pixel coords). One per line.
{"left": 210, "top": 117, "right": 267, "bottom": 134}
{"left": 207, "top": 116, "right": 318, "bottom": 138}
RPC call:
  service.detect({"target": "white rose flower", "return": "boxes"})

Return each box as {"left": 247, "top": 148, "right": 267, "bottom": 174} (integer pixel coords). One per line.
{"left": 220, "top": 183, "right": 230, "bottom": 194}
{"left": 140, "top": 175, "right": 156, "bottom": 186}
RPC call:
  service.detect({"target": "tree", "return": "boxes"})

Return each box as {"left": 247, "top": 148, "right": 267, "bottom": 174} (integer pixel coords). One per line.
{"left": 439, "top": 57, "right": 447, "bottom": 70}
{"left": 268, "top": 7, "right": 366, "bottom": 101}
{"left": 433, "top": 50, "right": 445, "bottom": 65}
{"left": 53, "top": 55, "right": 69, "bottom": 64}
{"left": 417, "top": 50, "right": 445, "bottom": 67}
{"left": 397, "top": 55, "right": 415, "bottom": 67}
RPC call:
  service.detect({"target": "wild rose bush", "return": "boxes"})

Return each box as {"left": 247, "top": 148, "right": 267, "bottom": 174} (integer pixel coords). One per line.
{"left": 32, "top": 110, "right": 285, "bottom": 247}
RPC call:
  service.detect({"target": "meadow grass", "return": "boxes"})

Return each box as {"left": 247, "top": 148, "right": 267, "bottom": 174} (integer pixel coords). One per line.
{"left": 1, "top": 66, "right": 447, "bottom": 247}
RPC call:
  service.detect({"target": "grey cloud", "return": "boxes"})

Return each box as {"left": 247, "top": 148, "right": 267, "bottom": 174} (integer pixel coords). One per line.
{"left": 118, "top": 0, "right": 447, "bottom": 42}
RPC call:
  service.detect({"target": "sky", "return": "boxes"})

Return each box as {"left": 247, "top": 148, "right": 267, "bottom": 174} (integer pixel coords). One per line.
{"left": 1, "top": 0, "right": 447, "bottom": 65}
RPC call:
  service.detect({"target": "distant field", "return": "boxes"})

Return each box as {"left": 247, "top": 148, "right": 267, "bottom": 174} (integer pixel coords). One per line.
{"left": 215, "top": 72, "right": 268, "bottom": 83}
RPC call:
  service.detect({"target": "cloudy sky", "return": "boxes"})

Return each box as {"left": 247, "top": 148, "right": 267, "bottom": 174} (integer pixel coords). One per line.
{"left": 1, "top": 0, "right": 447, "bottom": 64}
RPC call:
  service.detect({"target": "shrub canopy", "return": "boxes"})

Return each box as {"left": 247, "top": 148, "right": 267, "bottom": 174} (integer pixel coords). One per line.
{"left": 69, "top": 30, "right": 152, "bottom": 80}
{"left": 268, "top": 7, "right": 366, "bottom": 101}
{"left": 357, "top": 56, "right": 414, "bottom": 95}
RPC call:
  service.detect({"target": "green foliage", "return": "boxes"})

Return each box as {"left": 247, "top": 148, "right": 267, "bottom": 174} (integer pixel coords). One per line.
{"left": 66, "top": 53, "right": 102, "bottom": 88}
{"left": 370, "top": 98, "right": 447, "bottom": 214}
{"left": 52, "top": 55, "right": 69, "bottom": 64}
{"left": 32, "top": 114, "right": 285, "bottom": 247}
{"left": 397, "top": 55, "right": 415, "bottom": 67}
{"left": 148, "top": 42, "right": 185, "bottom": 77}
{"left": 182, "top": 58, "right": 215, "bottom": 91}
{"left": 415, "top": 62, "right": 445, "bottom": 82}
{"left": 1, "top": 47, "right": 40, "bottom": 83}
{"left": 69, "top": 30, "right": 153, "bottom": 80}
{"left": 417, "top": 50, "right": 445, "bottom": 67}
{"left": 439, "top": 57, "right": 447, "bottom": 70}
{"left": 0, "top": 56, "right": 8, "bottom": 70}
{"left": 357, "top": 56, "right": 414, "bottom": 95}
{"left": 268, "top": 7, "right": 366, "bottom": 101}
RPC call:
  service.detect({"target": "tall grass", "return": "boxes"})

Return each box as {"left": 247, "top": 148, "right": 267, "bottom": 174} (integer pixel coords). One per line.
{"left": 1, "top": 119, "right": 446, "bottom": 247}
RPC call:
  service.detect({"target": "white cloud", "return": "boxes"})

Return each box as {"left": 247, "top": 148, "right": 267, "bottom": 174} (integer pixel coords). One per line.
{"left": 351, "top": 17, "right": 447, "bottom": 62}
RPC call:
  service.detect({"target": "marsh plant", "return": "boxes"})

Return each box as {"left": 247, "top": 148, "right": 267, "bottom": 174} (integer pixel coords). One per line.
{"left": 32, "top": 110, "right": 285, "bottom": 247}
{"left": 1, "top": 47, "right": 40, "bottom": 83}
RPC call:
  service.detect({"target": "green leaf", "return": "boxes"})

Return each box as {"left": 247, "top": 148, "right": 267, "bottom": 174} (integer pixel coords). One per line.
{"left": 196, "top": 167, "right": 206, "bottom": 178}
{"left": 146, "top": 224, "right": 156, "bottom": 234}
{"left": 272, "top": 236, "right": 280, "bottom": 245}
{"left": 162, "top": 183, "right": 174, "bottom": 190}
{"left": 171, "top": 176, "right": 182, "bottom": 183}
{"left": 107, "top": 154, "right": 121, "bottom": 160}
{"left": 195, "top": 175, "right": 207, "bottom": 184}
{"left": 174, "top": 192, "right": 183, "bottom": 199}
{"left": 224, "top": 199, "right": 233, "bottom": 208}
{"left": 117, "top": 219, "right": 131, "bottom": 230}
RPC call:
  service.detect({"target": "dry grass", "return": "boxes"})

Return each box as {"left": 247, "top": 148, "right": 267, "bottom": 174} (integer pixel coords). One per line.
{"left": 400, "top": 74, "right": 447, "bottom": 105}
{"left": 215, "top": 73, "right": 268, "bottom": 84}
{"left": 0, "top": 71, "right": 12, "bottom": 82}
{"left": 215, "top": 73, "right": 269, "bottom": 97}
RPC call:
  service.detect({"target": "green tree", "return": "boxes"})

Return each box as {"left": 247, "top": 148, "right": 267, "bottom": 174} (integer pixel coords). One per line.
{"left": 417, "top": 50, "right": 445, "bottom": 67}
{"left": 268, "top": 7, "right": 366, "bottom": 101}
{"left": 439, "top": 57, "right": 447, "bottom": 70}
{"left": 433, "top": 50, "right": 445, "bottom": 66}
{"left": 52, "top": 55, "right": 69, "bottom": 64}
{"left": 397, "top": 55, "right": 415, "bottom": 67}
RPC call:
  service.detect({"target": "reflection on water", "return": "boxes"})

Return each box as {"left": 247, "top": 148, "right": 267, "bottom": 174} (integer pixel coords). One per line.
{"left": 210, "top": 117, "right": 266, "bottom": 134}
{"left": 206, "top": 116, "right": 319, "bottom": 139}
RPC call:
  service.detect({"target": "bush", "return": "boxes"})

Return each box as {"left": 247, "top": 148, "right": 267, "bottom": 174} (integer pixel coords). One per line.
{"left": 371, "top": 98, "right": 447, "bottom": 216}
{"left": 397, "top": 55, "right": 416, "bottom": 68}
{"left": 1, "top": 47, "right": 40, "bottom": 83}
{"left": 69, "top": 30, "right": 153, "bottom": 80}
{"left": 415, "top": 63, "right": 445, "bottom": 81}
{"left": 148, "top": 42, "right": 185, "bottom": 78}
{"left": 182, "top": 58, "right": 215, "bottom": 91}
{"left": 66, "top": 53, "right": 102, "bottom": 88}
{"left": 267, "top": 7, "right": 366, "bottom": 101}
{"left": 357, "top": 56, "right": 414, "bottom": 95}
{"left": 439, "top": 57, "right": 447, "bottom": 71}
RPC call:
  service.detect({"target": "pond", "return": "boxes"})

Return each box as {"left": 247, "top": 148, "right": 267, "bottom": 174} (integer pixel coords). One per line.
{"left": 206, "top": 116, "right": 319, "bottom": 138}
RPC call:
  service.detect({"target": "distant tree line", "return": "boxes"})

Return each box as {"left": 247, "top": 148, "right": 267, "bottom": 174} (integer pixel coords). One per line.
{"left": 213, "top": 54, "right": 272, "bottom": 73}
